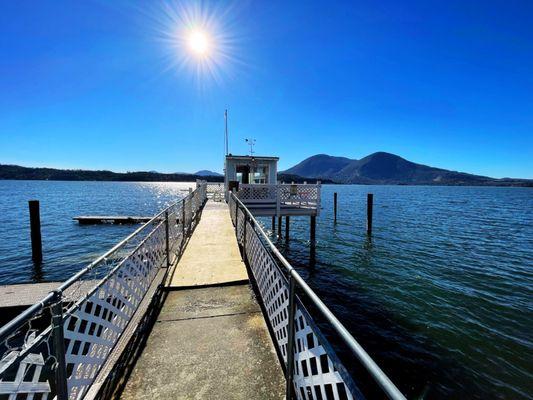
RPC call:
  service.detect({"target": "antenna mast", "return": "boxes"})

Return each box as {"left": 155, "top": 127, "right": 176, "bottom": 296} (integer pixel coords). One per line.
{"left": 224, "top": 109, "right": 229, "bottom": 156}
{"left": 245, "top": 138, "right": 256, "bottom": 156}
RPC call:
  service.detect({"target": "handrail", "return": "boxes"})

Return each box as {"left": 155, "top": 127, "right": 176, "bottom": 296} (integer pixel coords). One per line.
{"left": 0, "top": 187, "right": 199, "bottom": 344}
{"left": 230, "top": 192, "right": 406, "bottom": 400}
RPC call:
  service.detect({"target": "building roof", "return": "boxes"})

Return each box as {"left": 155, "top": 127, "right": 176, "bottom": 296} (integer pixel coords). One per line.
{"left": 225, "top": 154, "right": 279, "bottom": 162}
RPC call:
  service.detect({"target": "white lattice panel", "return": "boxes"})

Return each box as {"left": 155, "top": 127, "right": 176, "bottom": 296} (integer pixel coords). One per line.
{"left": 243, "top": 220, "right": 358, "bottom": 400}
{"left": 236, "top": 207, "right": 245, "bottom": 245}
{"left": 0, "top": 184, "right": 208, "bottom": 400}
{"left": 279, "top": 185, "right": 319, "bottom": 207}
{"left": 63, "top": 221, "right": 166, "bottom": 400}
{"left": 238, "top": 185, "right": 277, "bottom": 201}
{"left": 0, "top": 349, "right": 51, "bottom": 400}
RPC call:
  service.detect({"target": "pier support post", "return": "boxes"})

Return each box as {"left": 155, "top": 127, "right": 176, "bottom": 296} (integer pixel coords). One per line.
{"left": 367, "top": 193, "right": 373, "bottom": 236}
{"left": 272, "top": 216, "right": 276, "bottom": 233}
{"left": 285, "top": 216, "right": 290, "bottom": 241}
{"left": 285, "top": 275, "right": 297, "bottom": 399}
{"left": 334, "top": 192, "right": 338, "bottom": 224}
{"left": 28, "top": 200, "right": 42, "bottom": 265}
{"left": 277, "top": 216, "right": 282, "bottom": 238}
{"left": 51, "top": 291, "right": 69, "bottom": 400}
{"left": 310, "top": 215, "right": 316, "bottom": 246}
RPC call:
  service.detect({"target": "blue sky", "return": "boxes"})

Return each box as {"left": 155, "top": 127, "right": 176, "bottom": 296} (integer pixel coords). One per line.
{"left": 0, "top": 0, "right": 532, "bottom": 178}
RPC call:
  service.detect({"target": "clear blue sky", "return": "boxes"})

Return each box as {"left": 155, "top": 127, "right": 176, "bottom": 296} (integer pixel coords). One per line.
{"left": 1, "top": 0, "right": 532, "bottom": 178}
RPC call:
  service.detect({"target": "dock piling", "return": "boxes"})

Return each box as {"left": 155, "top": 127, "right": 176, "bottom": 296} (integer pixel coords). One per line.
{"left": 277, "top": 216, "right": 282, "bottom": 238}
{"left": 367, "top": 193, "right": 373, "bottom": 236}
{"left": 272, "top": 216, "right": 276, "bottom": 233}
{"left": 334, "top": 192, "right": 338, "bottom": 223}
{"left": 310, "top": 215, "right": 316, "bottom": 246}
{"left": 285, "top": 216, "right": 290, "bottom": 240}
{"left": 28, "top": 200, "right": 42, "bottom": 264}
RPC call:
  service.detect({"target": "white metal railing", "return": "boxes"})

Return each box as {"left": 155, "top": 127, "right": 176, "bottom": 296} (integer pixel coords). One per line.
{"left": 205, "top": 182, "right": 224, "bottom": 202}
{"left": 229, "top": 192, "right": 405, "bottom": 400}
{"left": 0, "top": 183, "right": 207, "bottom": 400}
{"left": 236, "top": 183, "right": 321, "bottom": 215}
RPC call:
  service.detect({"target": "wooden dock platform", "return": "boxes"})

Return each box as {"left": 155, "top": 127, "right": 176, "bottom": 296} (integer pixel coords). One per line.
{"left": 73, "top": 216, "right": 152, "bottom": 224}
{"left": 0, "top": 280, "right": 98, "bottom": 308}
{"left": 121, "top": 199, "right": 284, "bottom": 399}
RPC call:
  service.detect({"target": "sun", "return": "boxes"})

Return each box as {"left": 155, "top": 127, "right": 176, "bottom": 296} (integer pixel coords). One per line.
{"left": 152, "top": 1, "right": 244, "bottom": 86}
{"left": 188, "top": 30, "right": 210, "bottom": 56}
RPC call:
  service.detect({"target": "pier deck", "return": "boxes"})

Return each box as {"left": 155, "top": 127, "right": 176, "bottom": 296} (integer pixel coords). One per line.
{"left": 121, "top": 200, "right": 284, "bottom": 399}
{"left": 120, "top": 285, "right": 284, "bottom": 400}
{"left": 167, "top": 201, "right": 248, "bottom": 288}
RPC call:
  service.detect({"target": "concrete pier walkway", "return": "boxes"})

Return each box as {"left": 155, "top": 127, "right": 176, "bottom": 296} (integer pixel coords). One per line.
{"left": 167, "top": 201, "right": 248, "bottom": 288}
{"left": 121, "top": 200, "right": 285, "bottom": 399}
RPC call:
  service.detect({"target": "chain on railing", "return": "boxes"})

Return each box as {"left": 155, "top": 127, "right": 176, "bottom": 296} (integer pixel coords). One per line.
{"left": 0, "top": 183, "right": 207, "bottom": 400}
{"left": 229, "top": 193, "right": 405, "bottom": 400}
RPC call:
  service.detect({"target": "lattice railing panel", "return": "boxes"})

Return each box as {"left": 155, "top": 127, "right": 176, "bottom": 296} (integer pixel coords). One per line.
{"left": 278, "top": 185, "right": 319, "bottom": 207}
{"left": 63, "top": 221, "right": 166, "bottom": 399}
{"left": 243, "top": 217, "right": 359, "bottom": 400}
{"left": 0, "top": 330, "right": 54, "bottom": 400}
{"left": 236, "top": 207, "right": 245, "bottom": 245}
{"left": 237, "top": 185, "right": 277, "bottom": 201}
{"left": 0, "top": 184, "right": 208, "bottom": 400}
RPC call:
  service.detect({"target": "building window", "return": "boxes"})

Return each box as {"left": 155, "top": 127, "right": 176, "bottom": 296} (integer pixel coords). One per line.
{"left": 252, "top": 165, "right": 268, "bottom": 184}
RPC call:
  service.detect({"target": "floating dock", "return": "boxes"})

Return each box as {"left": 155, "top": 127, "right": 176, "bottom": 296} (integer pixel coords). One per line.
{"left": 73, "top": 216, "right": 152, "bottom": 224}
{"left": 0, "top": 280, "right": 98, "bottom": 308}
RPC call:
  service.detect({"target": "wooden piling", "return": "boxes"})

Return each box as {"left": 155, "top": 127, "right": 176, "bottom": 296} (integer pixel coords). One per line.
{"left": 277, "top": 216, "right": 282, "bottom": 238}
{"left": 366, "top": 193, "right": 373, "bottom": 236}
{"left": 285, "top": 216, "right": 290, "bottom": 240}
{"left": 28, "top": 200, "right": 42, "bottom": 264}
{"left": 333, "top": 192, "right": 338, "bottom": 223}
{"left": 272, "top": 216, "right": 276, "bottom": 232}
{"left": 310, "top": 215, "right": 316, "bottom": 246}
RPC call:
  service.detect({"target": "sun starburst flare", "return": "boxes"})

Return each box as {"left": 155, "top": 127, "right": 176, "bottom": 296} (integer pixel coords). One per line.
{"left": 150, "top": 1, "right": 244, "bottom": 87}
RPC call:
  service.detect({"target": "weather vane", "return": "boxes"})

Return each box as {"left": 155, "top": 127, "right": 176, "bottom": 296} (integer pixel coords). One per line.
{"left": 245, "top": 138, "right": 256, "bottom": 156}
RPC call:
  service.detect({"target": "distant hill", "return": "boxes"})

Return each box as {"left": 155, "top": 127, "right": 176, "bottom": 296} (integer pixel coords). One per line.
{"left": 283, "top": 152, "right": 532, "bottom": 186}
{"left": 194, "top": 170, "right": 223, "bottom": 177}
{"left": 283, "top": 154, "right": 353, "bottom": 179}
{"left": 0, "top": 164, "right": 224, "bottom": 182}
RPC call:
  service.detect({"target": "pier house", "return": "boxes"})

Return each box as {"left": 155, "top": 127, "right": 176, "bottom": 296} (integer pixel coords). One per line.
{"left": 225, "top": 154, "right": 321, "bottom": 219}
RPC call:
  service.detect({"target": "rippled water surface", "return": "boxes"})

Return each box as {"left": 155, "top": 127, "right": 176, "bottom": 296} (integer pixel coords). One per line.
{"left": 0, "top": 181, "right": 193, "bottom": 283}
{"left": 0, "top": 181, "right": 531, "bottom": 399}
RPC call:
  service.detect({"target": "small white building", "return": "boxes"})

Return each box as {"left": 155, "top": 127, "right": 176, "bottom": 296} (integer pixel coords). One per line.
{"left": 224, "top": 155, "right": 278, "bottom": 191}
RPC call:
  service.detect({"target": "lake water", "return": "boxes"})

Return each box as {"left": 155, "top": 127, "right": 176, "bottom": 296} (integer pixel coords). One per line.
{"left": 0, "top": 181, "right": 531, "bottom": 399}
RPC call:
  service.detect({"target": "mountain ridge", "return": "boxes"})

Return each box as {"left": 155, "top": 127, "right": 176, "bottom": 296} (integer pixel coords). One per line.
{"left": 283, "top": 152, "right": 531, "bottom": 186}
{"left": 0, "top": 164, "right": 224, "bottom": 182}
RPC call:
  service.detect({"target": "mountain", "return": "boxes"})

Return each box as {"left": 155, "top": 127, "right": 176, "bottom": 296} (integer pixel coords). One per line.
{"left": 0, "top": 164, "right": 224, "bottom": 183}
{"left": 282, "top": 152, "right": 532, "bottom": 186}
{"left": 283, "top": 154, "right": 353, "bottom": 178}
{"left": 194, "top": 170, "right": 223, "bottom": 177}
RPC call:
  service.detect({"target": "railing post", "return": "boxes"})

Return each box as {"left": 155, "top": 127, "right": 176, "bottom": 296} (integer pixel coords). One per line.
{"left": 242, "top": 211, "right": 247, "bottom": 262}
{"left": 165, "top": 210, "right": 170, "bottom": 268}
{"left": 234, "top": 195, "right": 239, "bottom": 228}
{"left": 276, "top": 184, "right": 281, "bottom": 217}
{"left": 182, "top": 198, "right": 186, "bottom": 238}
{"left": 285, "top": 274, "right": 297, "bottom": 399}
{"left": 51, "top": 290, "right": 68, "bottom": 400}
